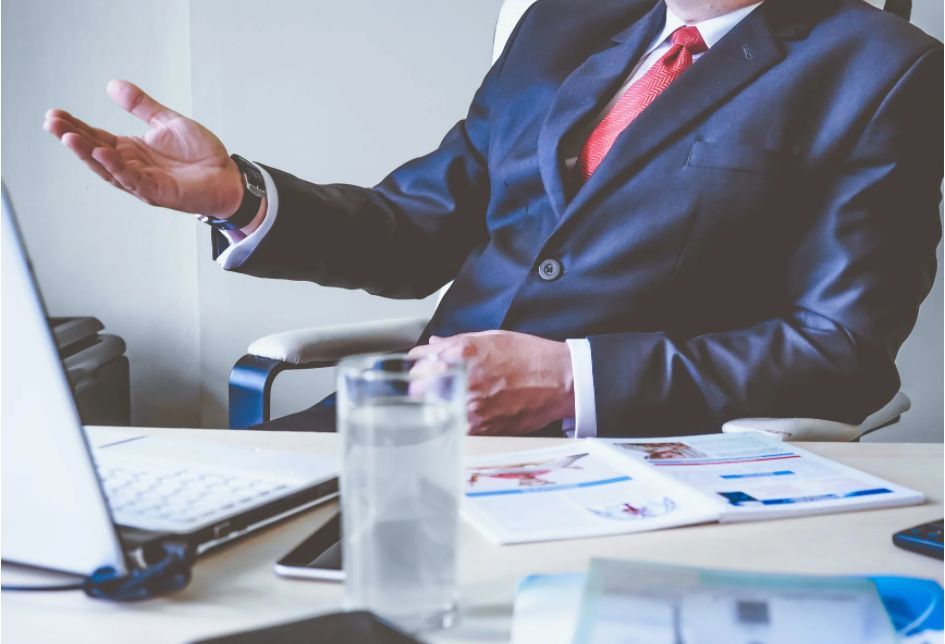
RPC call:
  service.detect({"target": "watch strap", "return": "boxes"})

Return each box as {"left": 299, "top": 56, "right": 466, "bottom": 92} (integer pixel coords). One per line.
{"left": 200, "top": 155, "right": 265, "bottom": 231}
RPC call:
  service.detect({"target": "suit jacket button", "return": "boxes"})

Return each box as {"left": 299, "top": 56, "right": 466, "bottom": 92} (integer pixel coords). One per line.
{"left": 538, "top": 258, "right": 563, "bottom": 281}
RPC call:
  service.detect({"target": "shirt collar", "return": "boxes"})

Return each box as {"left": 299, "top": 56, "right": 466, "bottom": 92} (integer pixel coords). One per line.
{"left": 647, "top": 1, "right": 764, "bottom": 53}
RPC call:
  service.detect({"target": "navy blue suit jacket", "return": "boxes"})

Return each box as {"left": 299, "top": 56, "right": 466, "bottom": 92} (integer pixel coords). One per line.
{"left": 225, "top": 0, "right": 943, "bottom": 436}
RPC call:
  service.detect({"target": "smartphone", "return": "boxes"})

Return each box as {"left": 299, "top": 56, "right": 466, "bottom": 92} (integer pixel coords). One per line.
{"left": 892, "top": 518, "right": 944, "bottom": 559}
{"left": 274, "top": 512, "right": 343, "bottom": 581}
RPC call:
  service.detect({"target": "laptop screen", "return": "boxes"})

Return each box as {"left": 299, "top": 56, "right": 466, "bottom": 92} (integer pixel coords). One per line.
{"left": 1, "top": 183, "right": 128, "bottom": 574}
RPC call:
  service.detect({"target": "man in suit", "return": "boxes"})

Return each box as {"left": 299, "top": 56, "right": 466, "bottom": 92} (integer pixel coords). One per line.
{"left": 45, "top": 0, "right": 942, "bottom": 437}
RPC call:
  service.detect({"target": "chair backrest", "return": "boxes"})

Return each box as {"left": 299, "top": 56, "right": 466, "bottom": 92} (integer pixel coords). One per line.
{"left": 883, "top": 0, "right": 912, "bottom": 21}
{"left": 492, "top": 0, "right": 539, "bottom": 63}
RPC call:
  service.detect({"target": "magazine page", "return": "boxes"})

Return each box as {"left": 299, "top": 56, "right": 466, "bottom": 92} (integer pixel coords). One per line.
{"left": 462, "top": 443, "right": 720, "bottom": 544}
{"left": 597, "top": 433, "right": 924, "bottom": 522}
{"left": 572, "top": 558, "right": 898, "bottom": 644}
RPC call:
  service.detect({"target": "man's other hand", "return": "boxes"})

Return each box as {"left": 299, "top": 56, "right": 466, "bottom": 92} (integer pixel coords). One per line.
{"left": 408, "top": 330, "right": 576, "bottom": 436}
{"left": 43, "top": 80, "right": 244, "bottom": 218}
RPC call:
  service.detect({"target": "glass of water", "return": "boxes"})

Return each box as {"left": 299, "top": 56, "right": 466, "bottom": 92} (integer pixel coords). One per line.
{"left": 337, "top": 352, "right": 466, "bottom": 633}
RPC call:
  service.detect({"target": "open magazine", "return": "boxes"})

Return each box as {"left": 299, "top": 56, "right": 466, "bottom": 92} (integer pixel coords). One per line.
{"left": 463, "top": 433, "right": 924, "bottom": 544}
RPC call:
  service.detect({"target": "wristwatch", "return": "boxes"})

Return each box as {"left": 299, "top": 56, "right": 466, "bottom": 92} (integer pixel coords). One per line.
{"left": 197, "top": 154, "right": 266, "bottom": 231}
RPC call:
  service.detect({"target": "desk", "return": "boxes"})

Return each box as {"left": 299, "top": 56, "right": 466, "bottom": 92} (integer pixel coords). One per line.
{"left": 2, "top": 428, "right": 942, "bottom": 644}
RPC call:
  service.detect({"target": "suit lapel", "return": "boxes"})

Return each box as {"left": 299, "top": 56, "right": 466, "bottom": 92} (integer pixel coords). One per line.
{"left": 536, "top": 0, "right": 666, "bottom": 219}
{"left": 560, "top": 2, "right": 789, "bottom": 227}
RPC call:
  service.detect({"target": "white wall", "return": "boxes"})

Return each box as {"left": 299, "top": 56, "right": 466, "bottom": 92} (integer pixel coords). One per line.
{"left": 3, "top": 0, "right": 941, "bottom": 440}
{"left": 1, "top": 0, "right": 201, "bottom": 427}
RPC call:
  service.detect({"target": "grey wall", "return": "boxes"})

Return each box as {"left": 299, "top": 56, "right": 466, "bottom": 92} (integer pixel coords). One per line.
{"left": 1, "top": 0, "right": 201, "bottom": 427}
{"left": 3, "top": 0, "right": 942, "bottom": 440}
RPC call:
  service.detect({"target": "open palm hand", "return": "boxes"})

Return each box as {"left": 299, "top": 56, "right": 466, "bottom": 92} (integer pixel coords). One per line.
{"left": 44, "top": 80, "right": 243, "bottom": 217}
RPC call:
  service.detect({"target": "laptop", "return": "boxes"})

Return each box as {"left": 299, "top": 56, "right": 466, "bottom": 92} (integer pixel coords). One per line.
{"left": 0, "top": 184, "right": 338, "bottom": 577}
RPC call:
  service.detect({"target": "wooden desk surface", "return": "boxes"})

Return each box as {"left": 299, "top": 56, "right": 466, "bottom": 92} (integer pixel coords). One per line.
{"left": 2, "top": 428, "right": 942, "bottom": 644}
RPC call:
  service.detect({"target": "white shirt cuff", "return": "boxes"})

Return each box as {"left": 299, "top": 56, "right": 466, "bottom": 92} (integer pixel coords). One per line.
{"left": 216, "top": 164, "right": 279, "bottom": 270}
{"left": 565, "top": 338, "right": 597, "bottom": 438}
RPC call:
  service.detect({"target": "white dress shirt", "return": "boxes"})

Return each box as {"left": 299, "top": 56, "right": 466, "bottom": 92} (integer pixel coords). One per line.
{"left": 216, "top": 2, "right": 763, "bottom": 437}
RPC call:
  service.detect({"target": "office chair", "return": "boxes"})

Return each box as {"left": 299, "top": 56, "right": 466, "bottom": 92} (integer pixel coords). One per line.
{"left": 228, "top": 0, "right": 915, "bottom": 442}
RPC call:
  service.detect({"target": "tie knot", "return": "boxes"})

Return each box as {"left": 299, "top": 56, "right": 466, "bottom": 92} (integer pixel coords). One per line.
{"left": 672, "top": 26, "right": 707, "bottom": 54}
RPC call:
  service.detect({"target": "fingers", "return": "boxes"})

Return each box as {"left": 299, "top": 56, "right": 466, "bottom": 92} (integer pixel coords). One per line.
{"left": 91, "top": 146, "right": 148, "bottom": 197}
{"left": 60, "top": 133, "right": 123, "bottom": 189}
{"left": 407, "top": 343, "right": 437, "bottom": 359}
{"left": 106, "top": 79, "right": 177, "bottom": 125}
{"left": 408, "top": 334, "right": 478, "bottom": 360}
{"left": 43, "top": 112, "right": 125, "bottom": 191}
{"left": 44, "top": 109, "right": 117, "bottom": 147}
{"left": 41, "top": 103, "right": 149, "bottom": 196}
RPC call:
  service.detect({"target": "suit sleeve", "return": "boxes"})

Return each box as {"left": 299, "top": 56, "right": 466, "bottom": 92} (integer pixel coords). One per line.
{"left": 216, "top": 9, "right": 534, "bottom": 300}
{"left": 588, "top": 46, "right": 944, "bottom": 437}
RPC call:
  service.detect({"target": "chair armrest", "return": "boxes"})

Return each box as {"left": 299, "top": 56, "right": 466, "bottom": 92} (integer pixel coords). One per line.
{"left": 229, "top": 316, "right": 430, "bottom": 429}
{"left": 721, "top": 391, "right": 911, "bottom": 442}
{"left": 247, "top": 316, "right": 429, "bottom": 365}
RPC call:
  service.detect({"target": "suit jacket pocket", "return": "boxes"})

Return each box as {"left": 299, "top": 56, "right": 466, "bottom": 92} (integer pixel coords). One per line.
{"left": 686, "top": 140, "right": 793, "bottom": 176}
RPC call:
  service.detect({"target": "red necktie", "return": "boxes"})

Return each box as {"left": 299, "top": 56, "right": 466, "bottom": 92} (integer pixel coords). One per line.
{"left": 578, "top": 26, "right": 707, "bottom": 180}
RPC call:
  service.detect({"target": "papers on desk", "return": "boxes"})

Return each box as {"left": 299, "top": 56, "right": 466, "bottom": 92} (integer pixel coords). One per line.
{"left": 463, "top": 433, "right": 923, "bottom": 544}
{"left": 512, "top": 561, "right": 944, "bottom": 644}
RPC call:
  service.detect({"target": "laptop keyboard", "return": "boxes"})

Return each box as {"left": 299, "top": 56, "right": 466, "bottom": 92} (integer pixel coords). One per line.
{"left": 98, "top": 463, "right": 293, "bottom": 532}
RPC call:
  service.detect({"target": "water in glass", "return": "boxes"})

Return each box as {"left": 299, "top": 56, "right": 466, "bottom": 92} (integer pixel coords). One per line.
{"left": 340, "top": 397, "right": 463, "bottom": 632}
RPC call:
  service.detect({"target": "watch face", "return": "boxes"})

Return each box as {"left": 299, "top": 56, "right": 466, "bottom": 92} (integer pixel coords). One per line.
{"left": 232, "top": 154, "right": 266, "bottom": 198}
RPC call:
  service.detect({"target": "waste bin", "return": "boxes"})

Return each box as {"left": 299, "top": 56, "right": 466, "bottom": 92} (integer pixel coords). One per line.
{"left": 49, "top": 317, "right": 131, "bottom": 426}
